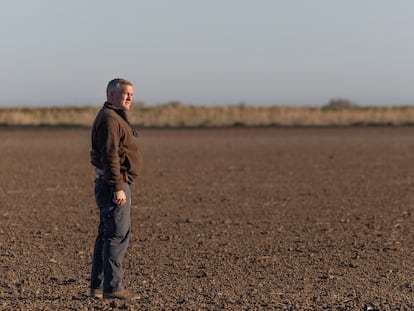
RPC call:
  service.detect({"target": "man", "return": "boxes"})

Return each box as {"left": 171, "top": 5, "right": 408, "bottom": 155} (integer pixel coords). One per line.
{"left": 89, "top": 78, "right": 143, "bottom": 300}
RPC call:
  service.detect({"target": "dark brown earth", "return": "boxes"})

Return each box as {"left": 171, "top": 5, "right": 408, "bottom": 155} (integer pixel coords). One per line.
{"left": 1, "top": 127, "right": 414, "bottom": 310}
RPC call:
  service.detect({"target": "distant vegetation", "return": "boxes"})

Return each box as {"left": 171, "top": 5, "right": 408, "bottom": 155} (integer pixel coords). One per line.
{"left": 1, "top": 99, "right": 414, "bottom": 127}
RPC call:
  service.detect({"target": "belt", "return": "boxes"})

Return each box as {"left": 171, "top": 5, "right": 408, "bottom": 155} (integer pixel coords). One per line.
{"left": 95, "top": 172, "right": 128, "bottom": 183}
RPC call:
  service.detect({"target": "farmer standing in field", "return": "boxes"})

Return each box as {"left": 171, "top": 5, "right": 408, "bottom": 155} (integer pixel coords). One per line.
{"left": 89, "top": 78, "right": 143, "bottom": 300}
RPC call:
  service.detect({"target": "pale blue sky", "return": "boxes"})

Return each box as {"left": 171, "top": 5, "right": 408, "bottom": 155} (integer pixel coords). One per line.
{"left": 1, "top": 0, "right": 413, "bottom": 107}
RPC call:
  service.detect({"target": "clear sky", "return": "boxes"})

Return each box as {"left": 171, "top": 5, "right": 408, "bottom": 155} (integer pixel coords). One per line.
{"left": 1, "top": 0, "right": 414, "bottom": 107}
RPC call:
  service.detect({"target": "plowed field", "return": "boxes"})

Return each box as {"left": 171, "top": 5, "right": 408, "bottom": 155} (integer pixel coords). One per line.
{"left": 1, "top": 127, "right": 414, "bottom": 310}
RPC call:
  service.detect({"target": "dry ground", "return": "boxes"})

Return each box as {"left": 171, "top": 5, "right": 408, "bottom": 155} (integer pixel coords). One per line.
{"left": 1, "top": 127, "right": 414, "bottom": 310}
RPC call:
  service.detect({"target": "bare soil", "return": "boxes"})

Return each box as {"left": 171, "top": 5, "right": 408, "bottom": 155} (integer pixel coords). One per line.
{"left": 1, "top": 127, "right": 414, "bottom": 310}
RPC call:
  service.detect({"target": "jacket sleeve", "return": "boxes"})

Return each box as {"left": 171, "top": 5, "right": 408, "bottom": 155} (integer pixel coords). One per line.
{"left": 97, "top": 116, "right": 124, "bottom": 191}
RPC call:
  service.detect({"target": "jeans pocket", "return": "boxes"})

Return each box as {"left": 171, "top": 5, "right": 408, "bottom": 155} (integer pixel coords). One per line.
{"left": 94, "top": 180, "right": 113, "bottom": 208}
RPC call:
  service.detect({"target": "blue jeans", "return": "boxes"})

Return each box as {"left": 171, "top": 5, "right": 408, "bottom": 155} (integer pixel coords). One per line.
{"left": 90, "top": 179, "right": 131, "bottom": 293}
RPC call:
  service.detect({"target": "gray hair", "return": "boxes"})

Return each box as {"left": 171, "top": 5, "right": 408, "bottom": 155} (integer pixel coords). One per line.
{"left": 106, "top": 78, "right": 133, "bottom": 96}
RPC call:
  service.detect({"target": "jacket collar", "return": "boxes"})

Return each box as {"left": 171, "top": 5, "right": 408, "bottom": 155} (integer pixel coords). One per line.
{"left": 104, "top": 102, "right": 129, "bottom": 123}
{"left": 104, "top": 101, "right": 121, "bottom": 110}
{"left": 103, "top": 102, "right": 138, "bottom": 137}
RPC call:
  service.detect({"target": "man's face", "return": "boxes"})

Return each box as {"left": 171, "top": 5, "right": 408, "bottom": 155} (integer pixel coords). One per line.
{"left": 109, "top": 84, "right": 134, "bottom": 111}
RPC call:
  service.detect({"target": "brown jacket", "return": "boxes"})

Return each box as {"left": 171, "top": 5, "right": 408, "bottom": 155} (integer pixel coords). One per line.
{"left": 90, "top": 102, "right": 143, "bottom": 191}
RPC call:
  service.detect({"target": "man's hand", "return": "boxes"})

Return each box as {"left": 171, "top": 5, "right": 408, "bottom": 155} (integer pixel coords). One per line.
{"left": 113, "top": 190, "right": 127, "bottom": 206}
